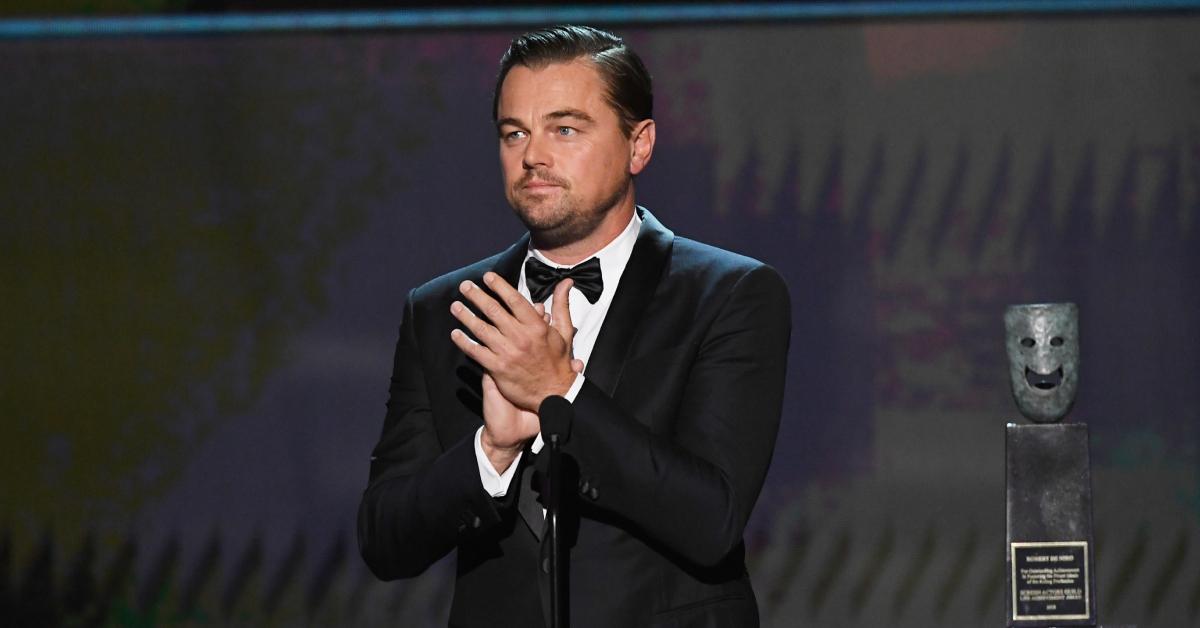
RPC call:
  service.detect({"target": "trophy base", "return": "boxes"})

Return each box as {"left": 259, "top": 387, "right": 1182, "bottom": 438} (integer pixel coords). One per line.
{"left": 1005, "top": 422, "right": 1097, "bottom": 627}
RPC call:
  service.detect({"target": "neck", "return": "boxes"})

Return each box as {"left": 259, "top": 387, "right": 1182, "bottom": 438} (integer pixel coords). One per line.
{"left": 534, "top": 197, "right": 636, "bottom": 266}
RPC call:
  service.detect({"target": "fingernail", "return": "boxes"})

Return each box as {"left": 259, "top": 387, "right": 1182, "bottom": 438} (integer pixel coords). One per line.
{"left": 460, "top": 281, "right": 473, "bottom": 293}
{"left": 483, "top": 272, "right": 495, "bottom": 285}
{"left": 451, "top": 302, "right": 462, "bottom": 314}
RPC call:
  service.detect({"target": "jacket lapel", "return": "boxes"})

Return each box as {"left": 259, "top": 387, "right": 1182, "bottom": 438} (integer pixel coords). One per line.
{"left": 491, "top": 233, "right": 530, "bottom": 285}
{"left": 583, "top": 207, "right": 674, "bottom": 397}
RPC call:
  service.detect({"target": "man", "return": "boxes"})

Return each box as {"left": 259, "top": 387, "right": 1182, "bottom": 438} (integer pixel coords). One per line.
{"left": 358, "top": 25, "right": 791, "bottom": 628}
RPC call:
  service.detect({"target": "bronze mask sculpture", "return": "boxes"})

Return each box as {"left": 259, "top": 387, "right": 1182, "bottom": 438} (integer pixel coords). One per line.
{"left": 1004, "top": 303, "right": 1079, "bottom": 423}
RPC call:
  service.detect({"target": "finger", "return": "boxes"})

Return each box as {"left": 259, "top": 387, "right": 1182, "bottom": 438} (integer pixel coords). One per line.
{"left": 534, "top": 302, "right": 546, "bottom": 317}
{"left": 571, "top": 359, "right": 585, "bottom": 373}
{"left": 450, "top": 328, "right": 498, "bottom": 370}
{"left": 483, "top": 272, "right": 542, "bottom": 324}
{"left": 458, "top": 280, "right": 521, "bottom": 336}
{"left": 550, "top": 278, "right": 576, "bottom": 342}
{"left": 450, "top": 300, "right": 509, "bottom": 352}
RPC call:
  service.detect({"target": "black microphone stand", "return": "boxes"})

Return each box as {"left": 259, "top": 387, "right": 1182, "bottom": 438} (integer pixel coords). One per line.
{"left": 539, "top": 395, "right": 573, "bottom": 628}
{"left": 547, "top": 430, "right": 565, "bottom": 628}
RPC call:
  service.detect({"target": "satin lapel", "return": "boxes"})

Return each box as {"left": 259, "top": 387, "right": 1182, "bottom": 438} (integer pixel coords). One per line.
{"left": 491, "top": 233, "right": 531, "bottom": 286}
{"left": 583, "top": 207, "right": 674, "bottom": 397}
{"left": 516, "top": 459, "right": 544, "bottom": 541}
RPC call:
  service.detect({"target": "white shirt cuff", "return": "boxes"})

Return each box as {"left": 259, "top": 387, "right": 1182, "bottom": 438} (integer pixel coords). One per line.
{"left": 564, "top": 373, "right": 585, "bottom": 402}
{"left": 530, "top": 374, "right": 585, "bottom": 455}
{"left": 474, "top": 426, "right": 522, "bottom": 497}
{"left": 475, "top": 375, "right": 583, "bottom": 487}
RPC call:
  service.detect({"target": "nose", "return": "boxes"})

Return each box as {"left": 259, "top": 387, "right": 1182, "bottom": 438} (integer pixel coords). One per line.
{"left": 1031, "top": 340, "right": 1057, "bottom": 372}
{"left": 522, "top": 130, "right": 552, "bottom": 170}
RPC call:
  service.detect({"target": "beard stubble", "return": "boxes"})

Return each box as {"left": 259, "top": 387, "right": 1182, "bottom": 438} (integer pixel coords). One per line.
{"left": 510, "top": 171, "right": 630, "bottom": 250}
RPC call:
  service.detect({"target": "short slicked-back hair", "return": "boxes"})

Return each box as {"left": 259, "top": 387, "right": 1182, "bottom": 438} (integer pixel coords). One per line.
{"left": 492, "top": 25, "right": 653, "bottom": 137}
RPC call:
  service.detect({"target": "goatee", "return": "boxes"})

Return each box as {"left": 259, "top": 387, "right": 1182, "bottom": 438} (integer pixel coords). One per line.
{"left": 512, "top": 178, "right": 629, "bottom": 250}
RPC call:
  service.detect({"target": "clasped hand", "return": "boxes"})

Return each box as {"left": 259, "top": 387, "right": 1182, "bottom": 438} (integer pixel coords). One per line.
{"left": 450, "top": 272, "right": 581, "bottom": 470}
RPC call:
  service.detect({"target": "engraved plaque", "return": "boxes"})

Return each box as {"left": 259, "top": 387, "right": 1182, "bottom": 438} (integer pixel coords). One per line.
{"left": 1011, "top": 541, "right": 1090, "bottom": 621}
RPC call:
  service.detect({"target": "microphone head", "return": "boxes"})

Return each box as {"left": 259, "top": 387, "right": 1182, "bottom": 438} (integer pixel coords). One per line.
{"left": 539, "top": 395, "right": 573, "bottom": 443}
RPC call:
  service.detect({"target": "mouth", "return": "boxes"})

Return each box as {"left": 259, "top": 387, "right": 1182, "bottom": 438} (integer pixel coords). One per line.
{"left": 521, "top": 180, "right": 562, "bottom": 191}
{"left": 1024, "top": 366, "right": 1064, "bottom": 390}
{"left": 518, "top": 171, "right": 567, "bottom": 190}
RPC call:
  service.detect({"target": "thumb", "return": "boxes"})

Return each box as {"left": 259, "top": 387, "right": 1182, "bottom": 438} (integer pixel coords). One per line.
{"left": 551, "top": 278, "right": 576, "bottom": 342}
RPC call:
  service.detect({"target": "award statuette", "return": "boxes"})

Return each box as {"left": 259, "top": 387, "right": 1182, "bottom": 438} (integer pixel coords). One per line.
{"left": 1004, "top": 303, "right": 1097, "bottom": 627}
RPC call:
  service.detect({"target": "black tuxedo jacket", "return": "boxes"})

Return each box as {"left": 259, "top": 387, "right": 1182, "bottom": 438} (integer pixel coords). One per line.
{"left": 358, "top": 208, "right": 791, "bottom": 628}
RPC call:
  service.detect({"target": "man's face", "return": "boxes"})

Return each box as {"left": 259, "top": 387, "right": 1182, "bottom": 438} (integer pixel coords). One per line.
{"left": 495, "top": 60, "right": 640, "bottom": 249}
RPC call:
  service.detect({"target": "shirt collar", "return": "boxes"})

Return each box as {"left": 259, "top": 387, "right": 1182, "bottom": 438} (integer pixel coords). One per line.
{"left": 526, "top": 210, "right": 642, "bottom": 290}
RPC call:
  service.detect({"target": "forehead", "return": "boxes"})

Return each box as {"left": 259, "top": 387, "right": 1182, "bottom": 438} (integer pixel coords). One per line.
{"left": 497, "top": 59, "right": 614, "bottom": 121}
{"left": 1006, "top": 308, "right": 1077, "bottom": 336}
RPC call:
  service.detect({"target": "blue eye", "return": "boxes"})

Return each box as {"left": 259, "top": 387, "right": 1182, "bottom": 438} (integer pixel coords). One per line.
{"left": 557, "top": 127, "right": 576, "bottom": 136}
{"left": 502, "top": 130, "right": 526, "bottom": 141}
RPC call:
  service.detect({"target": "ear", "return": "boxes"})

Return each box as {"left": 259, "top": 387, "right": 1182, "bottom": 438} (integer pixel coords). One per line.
{"left": 628, "top": 119, "right": 656, "bottom": 176}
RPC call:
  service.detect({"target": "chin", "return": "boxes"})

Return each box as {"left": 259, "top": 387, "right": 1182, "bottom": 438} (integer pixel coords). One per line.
{"left": 525, "top": 219, "right": 581, "bottom": 249}
{"left": 514, "top": 204, "right": 567, "bottom": 231}
{"left": 521, "top": 212, "right": 601, "bottom": 250}
{"left": 511, "top": 189, "right": 570, "bottom": 219}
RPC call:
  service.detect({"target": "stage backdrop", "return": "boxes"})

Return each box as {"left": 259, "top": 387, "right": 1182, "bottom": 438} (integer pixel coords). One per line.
{"left": 2, "top": 10, "right": 1198, "bottom": 628}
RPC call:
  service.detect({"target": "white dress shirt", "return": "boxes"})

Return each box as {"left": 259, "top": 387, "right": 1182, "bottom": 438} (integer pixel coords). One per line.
{"left": 474, "top": 211, "right": 643, "bottom": 496}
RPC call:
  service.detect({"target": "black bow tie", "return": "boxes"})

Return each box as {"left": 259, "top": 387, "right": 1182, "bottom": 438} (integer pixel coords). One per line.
{"left": 524, "top": 257, "right": 603, "bottom": 304}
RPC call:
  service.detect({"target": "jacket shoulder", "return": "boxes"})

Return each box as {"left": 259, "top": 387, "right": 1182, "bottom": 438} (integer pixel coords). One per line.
{"left": 670, "top": 237, "right": 786, "bottom": 291}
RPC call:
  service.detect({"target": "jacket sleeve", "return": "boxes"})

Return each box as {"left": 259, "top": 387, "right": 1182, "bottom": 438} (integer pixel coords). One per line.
{"left": 356, "top": 289, "right": 504, "bottom": 580}
{"left": 562, "top": 264, "right": 791, "bottom": 567}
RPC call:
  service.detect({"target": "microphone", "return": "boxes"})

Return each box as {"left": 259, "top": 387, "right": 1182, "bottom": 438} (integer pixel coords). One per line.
{"left": 539, "top": 395, "right": 573, "bottom": 445}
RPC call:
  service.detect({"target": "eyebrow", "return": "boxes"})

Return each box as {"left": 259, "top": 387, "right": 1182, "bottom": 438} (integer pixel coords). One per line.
{"left": 545, "top": 109, "right": 595, "bottom": 124}
{"left": 495, "top": 109, "right": 596, "bottom": 131}
{"left": 495, "top": 117, "right": 522, "bottom": 132}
